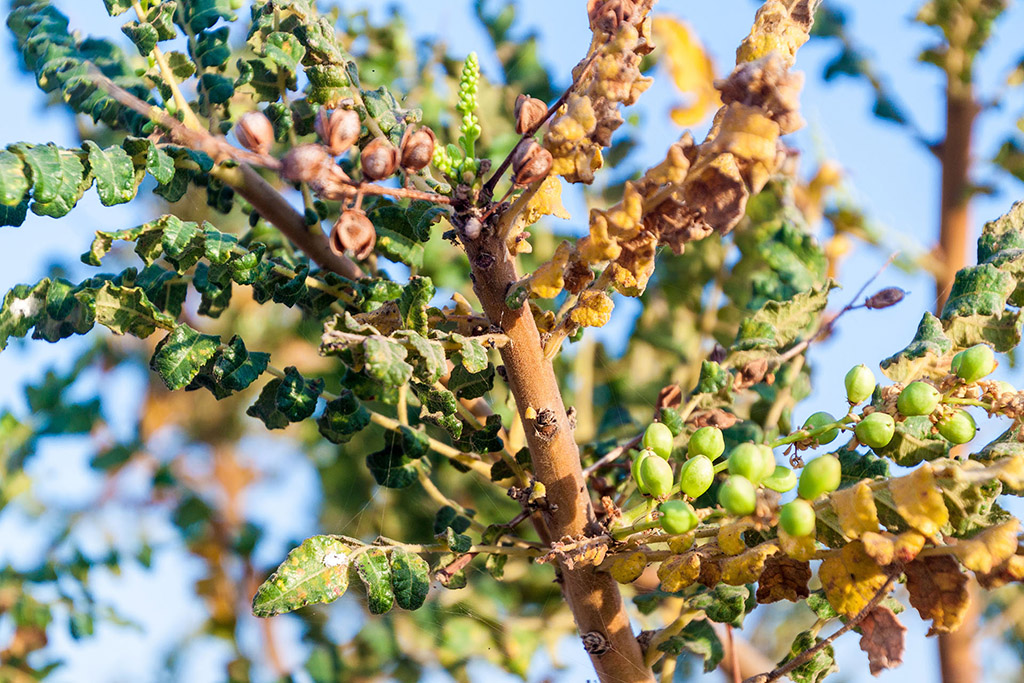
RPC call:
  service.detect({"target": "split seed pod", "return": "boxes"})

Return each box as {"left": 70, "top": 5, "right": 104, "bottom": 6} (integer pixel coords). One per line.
{"left": 234, "top": 111, "right": 275, "bottom": 155}
{"left": 330, "top": 209, "right": 376, "bottom": 260}
{"left": 514, "top": 94, "right": 547, "bottom": 135}
{"left": 280, "top": 144, "right": 334, "bottom": 184}
{"left": 399, "top": 126, "right": 436, "bottom": 172}
{"left": 511, "top": 140, "right": 553, "bottom": 185}
{"left": 360, "top": 137, "right": 400, "bottom": 181}
{"left": 315, "top": 108, "right": 361, "bottom": 155}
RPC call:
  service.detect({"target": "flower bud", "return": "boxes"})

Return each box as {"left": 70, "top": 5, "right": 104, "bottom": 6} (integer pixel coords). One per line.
{"left": 514, "top": 94, "right": 547, "bottom": 134}
{"left": 360, "top": 137, "right": 400, "bottom": 181}
{"left": 330, "top": 209, "right": 376, "bottom": 260}
{"left": 511, "top": 140, "right": 552, "bottom": 185}
{"left": 234, "top": 111, "right": 275, "bottom": 155}
{"left": 280, "top": 144, "right": 334, "bottom": 184}
{"left": 315, "top": 108, "right": 362, "bottom": 155}
{"left": 399, "top": 126, "right": 436, "bottom": 172}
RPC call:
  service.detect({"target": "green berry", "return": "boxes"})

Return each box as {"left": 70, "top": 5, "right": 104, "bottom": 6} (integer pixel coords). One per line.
{"left": 639, "top": 455, "right": 674, "bottom": 498}
{"left": 798, "top": 454, "right": 841, "bottom": 501}
{"left": 954, "top": 344, "right": 996, "bottom": 383}
{"left": 854, "top": 412, "right": 896, "bottom": 449}
{"left": 779, "top": 499, "right": 817, "bottom": 537}
{"left": 762, "top": 466, "right": 797, "bottom": 493}
{"left": 718, "top": 475, "right": 757, "bottom": 516}
{"left": 687, "top": 426, "right": 725, "bottom": 460}
{"left": 631, "top": 449, "right": 654, "bottom": 493}
{"left": 756, "top": 444, "right": 777, "bottom": 481}
{"left": 938, "top": 410, "right": 976, "bottom": 444}
{"left": 679, "top": 455, "right": 714, "bottom": 499}
{"left": 803, "top": 411, "right": 839, "bottom": 444}
{"left": 643, "top": 422, "right": 674, "bottom": 460}
{"left": 897, "top": 381, "right": 941, "bottom": 416}
{"left": 728, "top": 443, "right": 767, "bottom": 483}
{"left": 659, "top": 500, "right": 699, "bottom": 535}
{"left": 845, "top": 364, "right": 876, "bottom": 404}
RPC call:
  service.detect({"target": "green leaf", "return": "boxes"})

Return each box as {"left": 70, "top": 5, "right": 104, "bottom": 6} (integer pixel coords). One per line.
{"left": 246, "top": 366, "right": 324, "bottom": 429}
{"left": 941, "top": 263, "right": 1015, "bottom": 319}
{"left": 84, "top": 141, "right": 136, "bottom": 206}
{"left": 375, "top": 227, "right": 424, "bottom": 268}
{"left": 943, "top": 310, "right": 1023, "bottom": 352}
{"left": 202, "top": 224, "right": 239, "bottom": 264}
{"left": 150, "top": 323, "right": 221, "bottom": 390}
{"left": 146, "top": 1, "right": 178, "bottom": 40}
{"left": 733, "top": 281, "right": 835, "bottom": 350}
{"left": 353, "top": 548, "right": 394, "bottom": 615}
{"left": 448, "top": 364, "right": 494, "bottom": 400}
{"left": 880, "top": 312, "right": 952, "bottom": 382}
{"left": 785, "top": 630, "right": 838, "bottom": 683}
{"left": 398, "top": 276, "right": 434, "bottom": 336}
{"left": 450, "top": 333, "right": 488, "bottom": 373}
{"left": 690, "top": 585, "right": 749, "bottom": 627}
{"left": 28, "top": 148, "right": 91, "bottom": 218}
{"left": 366, "top": 447, "right": 418, "bottom": 488}
{"left": 15, "top": 143, "right": 64, "bottom": 204}
{"left": 0, "top": 280, "right": 49, "bottom": 350}
{"left": 395, "top": 332, "right": 447, "bottom": 384}
{"left": 86, "top": 282, "right": 174, "bottom": 337}
{"left": 317, "top": 390, "right": 371, "bottom": 443}
{"left": 837, "top": 447, "right": 890, "bottom": 488}
{"left": 360, "top": 337, "right": 414, "bottom": 387}
{"left": 264, "top": 31, "right": 305, "bottom": 73}
{"left": 183, "top": 0, "right": 235, "bottom": 32}
{"left": 390, "top": 549, "right": 430, "bottom": 611}
{"left": 200, "top": 73, "right": 236, "bottom": 104}
{"left": 252, "top": 535, "right": 355, "bottom": 617}
{"left": 877, "top": 415, "right": 950, "bottom": 467}
{"left": 165, "top": 51, "right": 196, "bottom": 80}
{"left": 659, "top": 620, "right": 723, "bottom": 673}
{"left": 696, "top": 360, "right": 731, "bottom": 394}
{"left": 121, "top": 21, "right": 158, "bottom": 55}
{"left": 0, "top": 150, "right": 29, "bottom": 206}
{"left": 195, "top": 26, "right": 231, "bottom": 68}
{"left": 0, "top": 198, "right": 29, "bottom": 227}
{"left": 102, "top": 0, "right": 133, "bottom": 16}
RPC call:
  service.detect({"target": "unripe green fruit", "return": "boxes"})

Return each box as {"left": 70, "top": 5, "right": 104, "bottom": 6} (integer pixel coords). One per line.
{"left": 642, "top": 422, "right": 674, "bottom": 460}
{"left": 762, "top": 466, "right": 797, "bottom": 493}
{"left": 659, "top": 500, "right": 699, "bottom": 535}
{"left": 639, "top": 455, "right": 674, "bottom": 498}
{"left": 756, "top": 444, "right": 777, "bottom": 481}
{"left": 954, "top": 344, "right": 996, "bottom": 383}
{"left": 897, "top": 381, "right": 941, "bottom": 416}
{"left": 798, "top": 454, "right": 842, "bottom": 500}
{"left": 679, "top": 455, "right": 714, "bottom": 499}
{"left": 688, "top": 426, "right": 725, "bottom": 460}
{"left": 803, "top": 411, "right": 839, "bottom": 444}
{"left": 938, "top": 410, "right": 976, "bottom": 444}
{"left": 845, "top": 364, "right": 876, "bottom": 404}
{"left": 728, "top": 443, "right": 766, "bottom": 483}
{"left": 779, "top": 499, "right": 817, "bottom": 537}
{"left": 631, "top": 449, "right": 654, "bottom": 493}
{"left": 855, "top": 412, "right": 896, "bottom": 449}
{"left": 718, "top": 475, "right": 757, "bottom": 516}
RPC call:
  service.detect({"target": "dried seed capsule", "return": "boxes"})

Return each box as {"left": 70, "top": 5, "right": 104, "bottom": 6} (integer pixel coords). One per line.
{"left": 360, "top": 137, "right": 400, "bottom": 181}
{"left": 234, "top": 111, "right": 275, "bottom": 155}
{"left": 399, "top": 125, "right": 437, "bottom": 172}
{"left": 315, "top": 108, "right": 362, "bottom": 155}
{"left": 511, "top": 140, "right": 553, "bottom": 185}
{"left": 514, "top": 94, "right": 547, "bottom": 134}
{"left": 280, "top": 143, "right": 334, "bottom": 184}
{"left": 330, "top": 209, "right": 376, "bottom": 260}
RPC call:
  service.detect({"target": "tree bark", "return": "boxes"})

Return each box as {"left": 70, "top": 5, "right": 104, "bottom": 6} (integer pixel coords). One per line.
{"left": 462, "top": 215, "right": 653, "bottom": 683}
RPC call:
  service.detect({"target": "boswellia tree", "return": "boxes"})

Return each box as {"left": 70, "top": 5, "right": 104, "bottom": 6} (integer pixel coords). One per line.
{"left": 6, "top": 0, "right": 1024, "bottom": 681}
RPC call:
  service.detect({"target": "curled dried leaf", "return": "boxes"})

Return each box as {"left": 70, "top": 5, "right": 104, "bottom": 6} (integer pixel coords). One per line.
{"left": 905, "top": 555, "right": 970, "bottom": 635}
{"left": 819, "top": 541, "right": 891, "bottom": 618}
{"left": 756, "top": 555, "right": 811, "bottom": 603}
{"left": 859, "top": 605, "right": 906, "bottom": 676}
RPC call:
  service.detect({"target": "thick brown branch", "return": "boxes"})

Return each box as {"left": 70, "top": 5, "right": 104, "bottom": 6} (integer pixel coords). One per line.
{"left": 935, "top": 78, "right": 976, "bottom": 311}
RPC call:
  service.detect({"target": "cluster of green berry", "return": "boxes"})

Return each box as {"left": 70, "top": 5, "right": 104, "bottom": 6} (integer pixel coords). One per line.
{"left": 433, "top": 53, "right": 482, "bottom": 180}
{"left": 623, "top": 343, "right": 1000, "bottom": 542}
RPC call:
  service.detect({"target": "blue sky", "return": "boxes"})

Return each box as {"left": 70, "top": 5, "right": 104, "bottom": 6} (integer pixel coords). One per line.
{"left": 4, "top": 0, "right": 1024, "bottom": 681}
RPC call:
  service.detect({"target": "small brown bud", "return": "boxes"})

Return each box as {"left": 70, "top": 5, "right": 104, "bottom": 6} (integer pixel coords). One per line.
{"left": 399, "top": 126, "right": 436, "bottom": 172}
{"left": 330, "top": 209, "right": 376, "bottom": 260}
{"left": 315, "top": 108, "right": 362, "bottom": 155}
{"left": 511, "top": 140, "right": 553, "bottom": 185}
{"left": 865, "top": 287, "right": 906, "bottom": 310}
{"left": 360, "top": 137, "right": 400, "bottom": 181}
{"left": 514, "top": 94, "right": 547, "bottom": 135}
{"left": 280, "top": 144, "right": 334, "bottom": 184}
{"left": 234, "top": 111, "right": 275, "bottom": 155}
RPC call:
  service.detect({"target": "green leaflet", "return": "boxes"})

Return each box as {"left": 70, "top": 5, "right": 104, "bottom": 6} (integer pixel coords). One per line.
{"left": 86, "top": 282, "right": 175, "bottom": 337}
{"left": 121, "top": 21, "right": 158, "bottom": 55}
{"left": 188, "top": 335, "right": 270, "bottom": 399}
{"left": 397, "top": 276, "right": 434, "bottom": 335}
{"left": 360, "top": 336, "right": 414, "bottom": 386}
{"left": 940, "top": 263, "right": 1015, "bottom": 319}
{"left": 785, "top": 631, "right": 838, "bottom": 683}
{"left": 877, "top": 416, "right": 950, "bottom": 467}
{"left": 84, "top": 142, "right": 136, "bottom": 206}
{"left": 0, "top": 150, "right": 29, "bottom": 206}
{"left": 150, "top": 324, "right": 221, "bottom": 391}
{"left": 353, "top": 548, "right": 395, "bottom": 615}
{"left": 733, "top": 280, "right": 835, "bottom": 351}
{"left": 395, "top": 331, "right": 447, "bottom": 384}
{"left": 696, "top": 360, "right": 731, "bottom": 394}
{"left": 102, "top": 0, "right": 132, "bottom": 16}
{"left": 658, "top": 620, "right": 723, "bottom": 673}
{"left": 390, "top": 549, "right": 430, "bottom": 610}
{"left": 264, "top": 31, "right": 305, "bottom": 74}
{"left": 880, "top": 312, "right": 952, "bottom": 382}
{"left": 317, "top": 390, "right": 371, "bottom": 443}
{"left": 25, "top": 148, "right": 91, "bottom": 218}
{"left": 251, "top": 535, "right": 356, "bottom": 617}
{"left": 0, "top": 280, "right": 49, "bottom": 350}
{"left": 246, "top": 366, "right": 324, "bottom": 429}
{"left": 195, "top": 27, "right": 231, "bottom": 68}
{"left": 182, "top": 0, "right": 236, "bottom": 33}
{"left": 450, "top": 333, "right": 488, "bottom": 373}
{"left": 448, "top": 364, "right": 494, "bottom": 400}
{"left": 689, "top": 585, "right": 750, "bottom": 627}
{"left": 13, "top": 143, "right": 62, "bottom": 204}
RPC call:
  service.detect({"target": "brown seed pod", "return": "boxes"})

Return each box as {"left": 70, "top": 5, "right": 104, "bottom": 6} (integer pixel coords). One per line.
{"left": 315, "top": 108, "right": 362, "bottom": 155}
{"left": 234, "top": 111, "right": 275, "bottom": 155}
{"left": 511, "top": 140, "right": 553, "bottom": 185}
{"left": 865, "top": 287, "right": 906, "bottom": 310}
{"left": 399, "top": 126, "right": 436, "bottom": 172}
{"left": 360, "top": 137, "right": 400, "bottom": 181}
{"left": 330, "top": 209, "right": 376, "bottom": 260}
{"left": 280, "top": 144, "right": 334, "bottom": 184}
{"left": 514, "top": 94, "right": 548, "bottom": 135}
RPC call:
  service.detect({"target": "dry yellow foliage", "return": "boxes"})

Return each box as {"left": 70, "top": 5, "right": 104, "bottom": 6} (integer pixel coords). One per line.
{"left": 570, "top": 290, "right": 614, "bottom": 327}
{"left": 529, "top": 241, "right": 573, "bottom": 299}
{"left": 521, "top": 175, "right": 570, "bottom": 228}
{"left": 950, "top": 519, "right": 1021, "bottom": 574}
{"left": 819, "top": 541, "right": 891, "bottom": 617}
{"left": 735, "top": 0, "right": 813, "bottom": 67}
{"left": 652, "top": 17, "right": 719, "bottom": 126}
{"left": 832, "top": 480, "right": 880, "bottom": 539}
{"left": 997, "top": 454, "right": 1024, "bottom": 489}
{"left": 657, "top": 552, "right": 701, "bottom": 592}
{"left": 720, "top": 543, "right": 777, "bottom": 585}
{"left": 889, "top": 464, "right": 949, "bottom": 539}
{"left": 718, "top": 520, "right": 754, "bottom": 556}
{"left": 608, "top": 550, "right": 648, "bottom": 584}
{"left": 755, "top": 555, "right": 811, "bottom": 604}
{"left": 777, "top": 526, "right": 817, "bottom": 561}
{"left": 905, "top": 555, "right": 970, "bottom": 635}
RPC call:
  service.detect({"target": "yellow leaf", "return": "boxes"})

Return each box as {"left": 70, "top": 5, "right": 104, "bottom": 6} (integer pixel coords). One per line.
{"left": 893, "top": 531, "right": 926, "bottom": 564}
{"left": 718, "top": 520, "right": 753, "bottom": 556}
{"left": 889, "top": 464, "right": 948, "bottom": 539}
{"left": 609, "top": 551, "right": 648, "bottom": 584}
{"left": 777, "top": 526, "right": 817, "bottom": 561}
{"left": 651, "top": 17, "right": 719, "bottom": 126}
{"left": 951, "top": 519, "right": 1021, "bottom": 574}
{"left": 832, "top": 480, "right": 879, "bottom": 539}
{"left": 905, "top": 555, "right": 970, "bottom": 635}
{"left": 529, "top": 241, "right": 572, "bottom": 299}
{"left": 720, "top": 543, "right": 777, "bottom": 585}
{"left": 997, "top": 455, "right": 1024, "bottom": 489}
{"left": 522, "top": 175, "right": 571, "bottom": 227}
{"left": 819, "top": 541, "right": 890, "bottom": 617}
{"left": 861, "top": 532, "right": 895, "bottom": 566}
{"left": 570, "top": 291, "right": 614, "bottom": 327}
{"left": 667, "top": 533, "right": 695, "bottom": 554}
{"left": 657, "top": 553, "right": 701, "bottom": 592}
